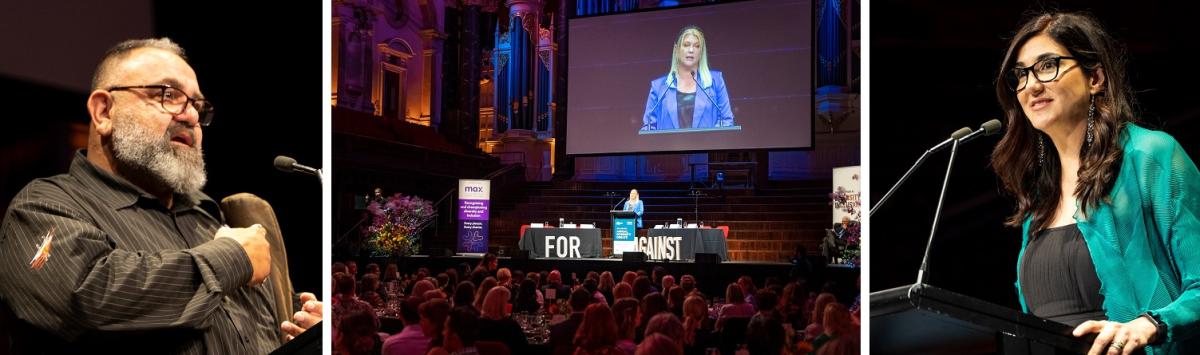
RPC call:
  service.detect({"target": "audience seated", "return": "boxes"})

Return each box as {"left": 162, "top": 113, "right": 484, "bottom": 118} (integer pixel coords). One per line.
{"left": 636, "top": 333, "right": 682, "bottom": 355}
{"left": 382, "top": 295, "right": 430, "bottom": 355}
{"left": 636, "top": 293, "right": 669, "bottom": 343}
{"left": 454, "top": 281, "right": 477, "bottom": 310}
{"left": 598, "top": 271, "right": 617, "bottom": 305}
{"left": 335, "top": 259, "right": 858, "bottom": 355}
{"left": 716, "top": 283, "right": 755, "bottom": 330}
{"left": 335, "top": 298, "right": 383, "bottom": 355}
{"left": 682, "top": 295, "right": 716, "bottom": 355}
{"left": 478, "top": 287, "right": 529, "bottom": 354}
{"left": 745, "top": 290, "right": 784, "bottom": 355}
{"left": 811, "top": 302, "right": 853, "bottom": 354}
{"left": 805, "top": 293, "right": 837, "bottom": 342}
{"left": 550, "top": 288, "right": 593, "bottom": 355}
{"left": 573, "top": 303, "right": 622, "bottom": 355}
{"left": 611, "top": 297, "right": 641, "bottom": 355}
{"left": 644, "top": 313, "right": 685, "bottom": 349}
{"left": 429, "top": 306, "right": 482, "bottom": 355}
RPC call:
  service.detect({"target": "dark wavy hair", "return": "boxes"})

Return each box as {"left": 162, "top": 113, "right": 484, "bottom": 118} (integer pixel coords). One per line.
{"left": 991, "top": 12, "right": 1135, "bottom": 235}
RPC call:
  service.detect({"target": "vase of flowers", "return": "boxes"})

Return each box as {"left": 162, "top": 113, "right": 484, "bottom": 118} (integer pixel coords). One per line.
{"left": 830, "top": 177, "right": 861, "bottom": 266}
{"left": 363, "top": 193, "right": 435, "bottom": 258}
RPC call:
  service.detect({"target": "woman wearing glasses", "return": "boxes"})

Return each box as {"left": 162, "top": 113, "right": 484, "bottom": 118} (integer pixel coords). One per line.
{"left": 991, "top": 12, "right": 1200, "bottom": 354}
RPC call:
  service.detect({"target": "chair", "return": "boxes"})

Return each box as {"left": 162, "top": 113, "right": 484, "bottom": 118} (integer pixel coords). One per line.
{"left": 220, "top": 193, "right": 295, "bottom": 343}
{"left": 718, "top": 317, "right": 751, "bottom": 355}
{"left": 476, "top": 340, "right": 512, "bottom": 355}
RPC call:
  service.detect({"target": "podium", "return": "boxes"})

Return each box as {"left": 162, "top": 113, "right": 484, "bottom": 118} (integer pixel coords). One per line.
{"left": 871, "top": 283, "right": 1096, "bottom": 354}
{"left": 611, "top": 210, "right": 639, "bottom": 255}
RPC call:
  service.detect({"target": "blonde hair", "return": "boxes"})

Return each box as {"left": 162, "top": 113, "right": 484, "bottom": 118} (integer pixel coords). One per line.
{"left": 682, "top": 296, "right": 707, "bottom": 346}
{"left": 668, "top": 26, "right": 712, "bottom": 89}
{"left": 600, "top": 271, "right": 616, "bottom": 291}
{"left": 475, "top": 277, "right": 498, "bottom": 310}
{"left": 481, "top": 286, "right": 511, "bottom": 320}
{"left": 811, "top": 292, "right": 837, "bottom": 325}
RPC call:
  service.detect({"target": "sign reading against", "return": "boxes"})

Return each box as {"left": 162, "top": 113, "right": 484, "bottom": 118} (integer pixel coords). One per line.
{"left": 457, "top": 179, "right": 491, "bottom": 254}
{"left": 637, "top": 236, "right": 684, "bottom": 261}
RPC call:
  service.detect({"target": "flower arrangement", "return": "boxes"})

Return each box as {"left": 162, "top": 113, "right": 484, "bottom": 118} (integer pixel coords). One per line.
{"left": 830, "top": 174, "right": 861, "bottom": 266}
{"left": 363, "top": 193, "right": 434, "bottom": 257}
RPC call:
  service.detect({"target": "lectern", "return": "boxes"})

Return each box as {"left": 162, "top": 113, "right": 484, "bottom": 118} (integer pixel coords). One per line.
{"left": 871, "top": 283, "right": 1096, "bottom": 354}
{"left": 610, "top": 210, "right": 639, "bottom": 255}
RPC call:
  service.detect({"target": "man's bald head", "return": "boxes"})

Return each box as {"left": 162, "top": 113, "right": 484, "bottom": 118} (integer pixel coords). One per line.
{"left": 91, "top": 38, "right": 187, "bottom": 91}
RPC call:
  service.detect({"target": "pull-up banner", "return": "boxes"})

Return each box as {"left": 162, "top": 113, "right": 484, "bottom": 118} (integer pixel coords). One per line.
{"left": 457, "top": 179, "right": 490, "bottom": 254}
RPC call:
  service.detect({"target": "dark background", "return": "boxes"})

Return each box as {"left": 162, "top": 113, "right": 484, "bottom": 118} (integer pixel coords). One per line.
{"left": 870, "top": 1, "right": 1200, "bottom": 308}
{"left": 0, "top": 2, "right": 322, "bottom": 295}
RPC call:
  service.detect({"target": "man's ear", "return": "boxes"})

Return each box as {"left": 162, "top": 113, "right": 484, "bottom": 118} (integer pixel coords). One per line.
{"left": 87, "top": 91, "right": 114, "bottom": 136}
{"left": 1089, "top": 66, "right": 1107, "bottom": 95}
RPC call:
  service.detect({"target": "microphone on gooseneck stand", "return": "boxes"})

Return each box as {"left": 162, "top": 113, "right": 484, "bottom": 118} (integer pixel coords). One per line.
{"left": 613, "top": 197, "right": 627, "bottom": 211}
{"left": 914, "top": 119, "right": 1004, "bottom": 287}
{"left": 871, "top": 127, "right": 969, "bottom": 217}
{"left": 644, "top": 77, "right": 673, "bottom": 130}
{"left": 274, "top": 155, "right": 323, "bottom": 183}
{"left": 956, "top": 119, "right": 1004, "bottom": 144}
{"left": 691, "top": 71, "right": 718, "bottom": 110}
{"left": 872, "top": 119, "right": 1005, "bottom": 217}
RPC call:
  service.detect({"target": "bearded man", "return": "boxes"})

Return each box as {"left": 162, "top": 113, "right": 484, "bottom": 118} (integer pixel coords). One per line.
{"left": 0, "top": 38, "right": 319, "bottom": 354}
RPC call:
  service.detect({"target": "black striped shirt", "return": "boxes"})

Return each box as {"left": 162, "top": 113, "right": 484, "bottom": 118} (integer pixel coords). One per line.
{"left": 0, "top": 151, "right": 280, "bottom": 354}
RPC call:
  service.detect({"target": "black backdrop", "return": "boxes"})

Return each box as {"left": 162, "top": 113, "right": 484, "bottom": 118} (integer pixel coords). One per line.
{"left": 0, "top": 2, "right": 323, "bottom": 296}
{"left": 870, "top": 1, "right": 1200, "bottom": 309}
{"left": 152, "top": 2, "right": 323, "bottom": 295}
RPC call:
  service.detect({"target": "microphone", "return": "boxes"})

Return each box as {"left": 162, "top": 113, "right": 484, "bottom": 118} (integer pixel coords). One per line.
{"left": 917, "top": 121, "right": 989, "bottom": 285}
{"left": 956, "top": 119, "right": 1004, "bottom": 144}
{"left": 871, "top": 119, "right": 1003, "bottom": 216}
{"left": 274, "top": 155, "right": 322, "bottom": 180}
{"left": 613, "top": 197, "right": 627, "bottom": 211}
{"left": 691, "top": 71, "right": 722, "bottom": 125}
{"left": 643, "top": 78, "right": 674, "bottom": 130}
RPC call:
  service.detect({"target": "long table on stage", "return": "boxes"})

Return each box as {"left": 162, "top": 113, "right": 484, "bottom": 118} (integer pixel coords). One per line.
{"left": 518, "top": 228, "right": 602, "bottom": 258}
{"left": 645, "top": 228, "right": 729, "bottom": 261}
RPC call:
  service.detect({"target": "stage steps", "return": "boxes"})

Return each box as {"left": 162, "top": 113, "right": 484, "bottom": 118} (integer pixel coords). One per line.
{"left": 487, "top": 179, "right": 835, "bottom": 262}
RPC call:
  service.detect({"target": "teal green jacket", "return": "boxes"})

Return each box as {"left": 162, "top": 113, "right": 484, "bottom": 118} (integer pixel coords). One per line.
{"left": 1015, "top": 124, "right": 1200, "bottom": 354}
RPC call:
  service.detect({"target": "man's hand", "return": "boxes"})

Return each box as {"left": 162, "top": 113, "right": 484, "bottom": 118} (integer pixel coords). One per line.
{"left": 216, "top": 224, "right": 271, "bottom": 286}
{"left": 281, "top": 292, "right": 323, "bottom": 341}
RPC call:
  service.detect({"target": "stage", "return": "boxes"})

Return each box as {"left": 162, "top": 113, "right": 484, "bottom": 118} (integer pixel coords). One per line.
{"left": 383, "top": 255, "right": 859, "bottom": 303}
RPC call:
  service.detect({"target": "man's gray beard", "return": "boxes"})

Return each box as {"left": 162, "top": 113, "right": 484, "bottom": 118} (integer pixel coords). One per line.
{"left": 111, "top": 115, "right": 207, "bottom": 196}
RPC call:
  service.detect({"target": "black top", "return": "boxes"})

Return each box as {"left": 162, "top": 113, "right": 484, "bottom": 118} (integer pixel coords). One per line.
{"left": 0, "top": 151, "right": 278, "bottom": 354}
{"left": 677, "top": 90, "right": 696, "bottom": 129}
{"left": 1020, "top": 224, "right": 1106, "bottom": 326}
{"left": 478, "top": 317, "right": 529, "bottom": 354}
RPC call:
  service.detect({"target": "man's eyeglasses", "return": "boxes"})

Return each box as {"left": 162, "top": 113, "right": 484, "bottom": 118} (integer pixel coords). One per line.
{"left": 1008, "top": 56, "right": 1077, "bottom": 92}
{"left": 106, "top": 85, "right": 214, "bottom": 126}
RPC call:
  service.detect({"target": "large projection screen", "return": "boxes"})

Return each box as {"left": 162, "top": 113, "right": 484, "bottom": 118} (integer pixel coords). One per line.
{"left": 566, "top": 0, "right": 813, "bottom": 155}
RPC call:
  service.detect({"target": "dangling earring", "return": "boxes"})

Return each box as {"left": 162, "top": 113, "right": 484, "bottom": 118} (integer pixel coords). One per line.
{"left": 1086, "top": 95, "right": 1096, "bottom": 147}
{"left": 1038, "top": 134, "right": 1045, "bottom": 167}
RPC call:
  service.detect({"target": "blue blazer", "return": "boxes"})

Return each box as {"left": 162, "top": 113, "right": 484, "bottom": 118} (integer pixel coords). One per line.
{"left": 641, "top": 70, "right": 735, "bottom": 131}
{"left": 623, "top": 200, "right": 644, "bottom": 228}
